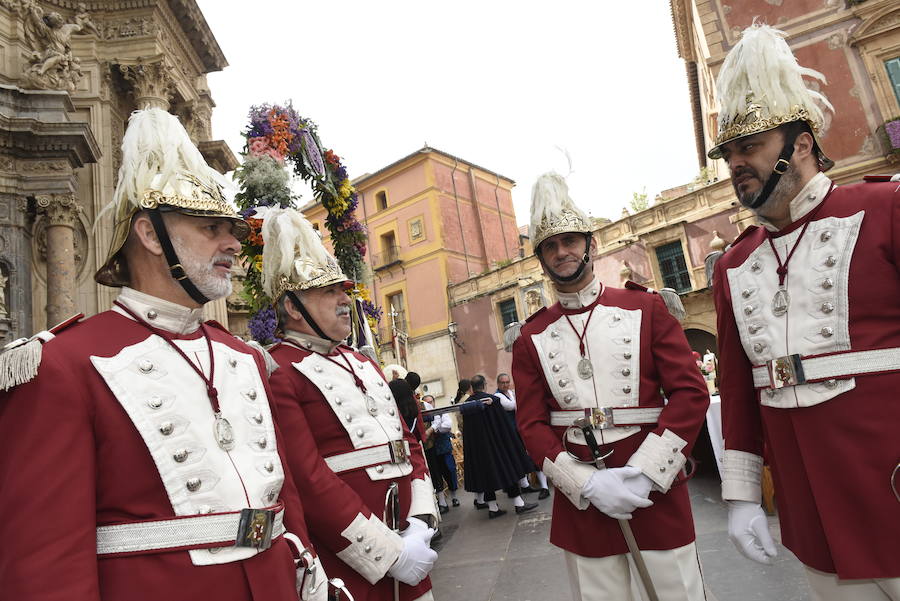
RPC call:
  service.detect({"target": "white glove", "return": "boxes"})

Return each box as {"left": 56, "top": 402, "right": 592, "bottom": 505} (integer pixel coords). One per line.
{"left": 387, "top": 517, "right": 438, "bottom": 585}
{"left": 728, "top": 501, "right": 777, "bottom": 564}
{"left": 581, "top": 466, "right": 654, "bottom": 520}
{"left": 891, "top": 173, "right": 900, "bottom": 182}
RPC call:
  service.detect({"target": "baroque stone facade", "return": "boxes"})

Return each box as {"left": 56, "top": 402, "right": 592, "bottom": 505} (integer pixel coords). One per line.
{"left": 0, "top": 0, "right": 237, "bottom": 341}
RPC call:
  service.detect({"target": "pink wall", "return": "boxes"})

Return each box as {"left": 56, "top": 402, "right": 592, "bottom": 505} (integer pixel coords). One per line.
{"left": 684, "top": 208, "right": 740, "bottom": 266}
{"left": 450, "top": 296, "right": 510, "bottom": 390}
{"left": 358, "top": 160, "right": 429, "bottom": 217}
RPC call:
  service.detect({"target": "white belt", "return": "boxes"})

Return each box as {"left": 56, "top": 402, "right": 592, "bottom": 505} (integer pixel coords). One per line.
{"left": 751, "top": 348, "right": 900, "bottom": 390}
{"left": 549, "top": 407, "right": 663, "bottom": 429}
{"left": 324, "top": 440, "right": 411, "bottom": 473}
{"left": 97, "top": 505, "right": 284, "bottom": 556}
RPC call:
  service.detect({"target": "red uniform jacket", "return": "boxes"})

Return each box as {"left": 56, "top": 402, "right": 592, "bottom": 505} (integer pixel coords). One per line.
{"left": 513, "top": 282, "right": 709, "bottom": 558}
{"left": 0, "top": 309, "right": 316, "bottom": 601}
{"left": 714, "top": 177, "right": 900, "bottom": 578}
{"left": 269, "top": 338, "right": 435, "bottom": 601}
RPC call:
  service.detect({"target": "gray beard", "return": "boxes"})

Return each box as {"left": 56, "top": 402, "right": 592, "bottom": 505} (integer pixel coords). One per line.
{"left": 170, "top": 235, "right": 233, "bottom": 301}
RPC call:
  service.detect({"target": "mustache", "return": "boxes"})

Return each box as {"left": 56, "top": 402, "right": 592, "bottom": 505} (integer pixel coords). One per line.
{"left": 336, "top": 305, "right": 351, "bottom": 316}
{"left": 211, "top": 255, "right": 234, "bottom": 268}
{"left": 732, "top": 166, "right": 760, "bottom": 181}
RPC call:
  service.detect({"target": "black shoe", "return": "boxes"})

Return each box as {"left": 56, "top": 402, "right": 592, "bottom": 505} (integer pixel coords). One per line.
{"left": 515, "top": 502, "right": 538, "bottom": 515}
{"left": 474, "top": 500, "right": 489, "bottom": 510}
{"left": 439, "top": 504, "right": 449, "bottom": 514}
{"left": 520, "top": 486, "right": 538, "bottom": 494}
{"left": 452, "top": 498, "right": 460, "bottom": 507}
{"left": 538, "top": 488, "right": 550, "bottom": 500}
{"left": 488, "top": 509, "right": 507, "bottom": 519}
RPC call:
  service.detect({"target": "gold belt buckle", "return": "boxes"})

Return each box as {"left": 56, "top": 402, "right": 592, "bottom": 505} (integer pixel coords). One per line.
{"left": 388, "top": 440, "right": 410, "bottom": 464}
{"left": 235, "top": 508, "right": 276, "bottom": 550}
{"left": 582, "top": 407, "right": 615, "bottom": 429}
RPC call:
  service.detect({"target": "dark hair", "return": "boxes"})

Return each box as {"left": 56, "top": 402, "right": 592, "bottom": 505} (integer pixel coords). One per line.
{"left": 389, "top": 378, "right": 418, "bottom": 424}
{"left": 421, "top": 394, "right": 435, "bottom": 404}
{"left": 777, "top": 121, "right": 825, "bottom": 169}
{"left": 453, "top": 378, "right": 472, "bottom": 404}
{"left": 471, "top": 374, "right": 487, "bottom": 392}
{"left": 405, "top": 371, "right": 421, "bottom": 390}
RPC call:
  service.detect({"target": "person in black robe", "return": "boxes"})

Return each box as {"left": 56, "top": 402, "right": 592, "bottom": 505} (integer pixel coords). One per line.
{"left": 459, "top": 374, "right": 538, "bottom": 518}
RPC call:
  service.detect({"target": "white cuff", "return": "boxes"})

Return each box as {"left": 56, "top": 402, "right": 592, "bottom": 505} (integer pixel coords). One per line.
{"left": 627, "top": 429, "right": 687, "bottom": 492}
{"left": 335, "top": 513, "right": 403, "bottom": 584}
{"left": 541, "top": 451, "right": 596, "bottom": 510}
{"left": 721, "top": 450, "right": 763, "bottom": 503}
{"left": 407, "top": 477, "right": 438, "bottom": 521}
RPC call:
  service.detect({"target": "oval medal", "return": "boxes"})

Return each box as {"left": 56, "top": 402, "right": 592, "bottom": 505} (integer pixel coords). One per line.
{"left": 577, "top": 357, "right": 594, "bottom": 379}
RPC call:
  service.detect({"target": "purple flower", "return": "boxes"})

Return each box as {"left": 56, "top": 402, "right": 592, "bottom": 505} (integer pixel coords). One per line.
{"left": 885, "top": 119, "right": 900, "bottom": 150}
{"left": 301, "top": 130, "right": 326, "bottom": 176}
{"left": 248, "top": 307, "right": 278, "bottom": 344}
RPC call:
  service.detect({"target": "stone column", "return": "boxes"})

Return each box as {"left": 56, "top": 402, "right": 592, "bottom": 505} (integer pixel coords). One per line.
{"left": 119, "top": 61, "right": 175, "bottom": 110}
{"left": 36, "top": 194, "right": 82, "bottom": 326}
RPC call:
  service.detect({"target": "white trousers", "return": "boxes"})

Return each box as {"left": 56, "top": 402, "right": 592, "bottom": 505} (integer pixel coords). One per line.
{"left": 805, "top": 567, "right": 900, "bottom": 601}
{"left": 564, "top": 541, "right": 705, "bottom": 601}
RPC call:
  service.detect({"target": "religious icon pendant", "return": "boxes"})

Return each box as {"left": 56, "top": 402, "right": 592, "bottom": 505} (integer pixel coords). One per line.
{"left": 214, "top": 413, "right": 236, "bottom": 451}
{"left": 577, "top": 357, "right": 594, "bottom": 379}
{"left": 772, "top": 286, "right": 789, "bottom": 317}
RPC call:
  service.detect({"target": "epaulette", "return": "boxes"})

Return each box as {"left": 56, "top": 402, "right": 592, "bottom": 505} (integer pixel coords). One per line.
{"left": 0, "top": 313, "right": 83, "bottom": 391}
{"left": 729, "top": 225, "right": 760, "bottom": 249}
{"left": 525, "top": 306, "right": 546, "bottom": 323}
{"left": 624, "top": 280, "right": 650, "bottom": 292}
{"left": 502, "top": 321, "right": 522, "bottom": 352}
{"left": 241, "top": 337, "right": 280, "bottom": 377}
{"left": 624, "top": 281, "right": 685, "bottom": 322}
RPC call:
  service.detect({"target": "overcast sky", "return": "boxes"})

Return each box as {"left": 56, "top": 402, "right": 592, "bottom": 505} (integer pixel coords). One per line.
{"left": 198, "top": 0, "right": 700, "bottom": 225}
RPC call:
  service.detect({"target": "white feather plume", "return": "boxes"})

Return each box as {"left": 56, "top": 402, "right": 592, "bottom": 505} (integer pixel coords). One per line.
{"left": 261, "top": 207, "right": 329, "bottom": 299}
{"left": 529, "top": 172, "right": 589, "bottom": 242}
{"left": 717, "top": 24, "right": 833, "bottom": 134}
{"left": 96, "top": 108, "right": 228, "bottom": 226}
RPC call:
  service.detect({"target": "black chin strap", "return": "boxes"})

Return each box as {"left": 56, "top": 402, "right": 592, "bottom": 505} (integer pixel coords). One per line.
{"left": 147, "top": 209, "right": 210, "bottom": 305}
{"left": 285, "top": 290, "right": 341, "bottom": 343}
{"left": 538, "top": 232, "right": 592, "bottom": 283}
{"left": 748, "top": 132, "right": 799, "bottom": 210}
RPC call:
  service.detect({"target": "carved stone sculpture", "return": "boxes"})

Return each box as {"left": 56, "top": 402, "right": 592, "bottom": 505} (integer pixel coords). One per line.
{"left": 20, "top": 0, "right": 99, "bottom": 91}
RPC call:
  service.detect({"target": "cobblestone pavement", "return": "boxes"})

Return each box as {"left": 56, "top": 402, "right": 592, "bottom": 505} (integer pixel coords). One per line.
{"left": 428, "top": 473, "right": 810, "bottom": 601}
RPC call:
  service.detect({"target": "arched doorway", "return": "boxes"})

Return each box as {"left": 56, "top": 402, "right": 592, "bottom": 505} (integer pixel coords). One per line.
{"left": 685, "top": 328, "right": 717, "bottom": 356}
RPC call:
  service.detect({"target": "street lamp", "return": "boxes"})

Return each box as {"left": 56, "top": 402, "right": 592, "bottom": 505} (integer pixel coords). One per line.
{"left": 447, "top": 321, "right": 465, "bottom": 352}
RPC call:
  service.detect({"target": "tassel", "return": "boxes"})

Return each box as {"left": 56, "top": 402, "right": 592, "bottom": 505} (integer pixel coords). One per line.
{"left": 0, "top": 337, "right": 44, "bottom": 391}
{"left": 658, "top": 288, "right": 686, "bottom": 323}
{"left": 245, "top": 339, "right": 280, "bottom": 376}
{"left": 503, "top": 321, "right": 523, "bottom": 352}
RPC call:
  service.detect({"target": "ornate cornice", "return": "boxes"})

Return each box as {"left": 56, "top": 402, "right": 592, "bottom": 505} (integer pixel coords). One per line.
{"left": 35, "top": 193, "right": 82, "bottom": 227}
{"left": 198, "top": 140, "right": 239, "bottom": 174}
{"left": 165, "top": 0, "right": 227, "bottom": 72}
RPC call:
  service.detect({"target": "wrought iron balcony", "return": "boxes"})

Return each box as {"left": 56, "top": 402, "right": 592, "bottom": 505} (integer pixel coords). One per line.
{"left": 373, "top": 245, "right": 402, "bottom": 270}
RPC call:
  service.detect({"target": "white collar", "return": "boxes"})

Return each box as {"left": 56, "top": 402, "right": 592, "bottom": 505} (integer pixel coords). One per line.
{"left": 556, "top": 277, "right": 603, "bottom": 310}
{"left": 283, "top": 329, "right": 340, "bottom": 354}
{"left": 759, "top": 172, "right": 833, "bottom": 232}
{"left": 113, "top": 287, "right": 204, "bottom": 335}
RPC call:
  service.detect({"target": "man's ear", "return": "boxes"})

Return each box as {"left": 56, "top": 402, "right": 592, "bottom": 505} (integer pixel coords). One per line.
{"left": 589, "top": 235, "right": 598, "bottom": 257}
{"left": 282, "top": 294, "right": 304, "bottom": 322}
{"left": 131, "top": 214, "right": 163, "bottom": 257}
{"left": 793, "top": 131, "right": 815, "bottom": 161}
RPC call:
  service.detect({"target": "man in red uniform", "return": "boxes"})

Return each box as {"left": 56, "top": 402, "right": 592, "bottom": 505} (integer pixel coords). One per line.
{"left": 512, "top": 173, "right": 710, "bottom": 600}
{"left": 261, "top": 207, "right": 439, "bottom": 601}
{"left": 0, "top": 108, "right": 325, "bottom": 600}
{"left": 711, "top": 24, "right": 900, "bottom": 600}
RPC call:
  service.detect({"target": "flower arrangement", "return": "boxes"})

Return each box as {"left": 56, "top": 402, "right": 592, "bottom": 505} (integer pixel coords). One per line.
{"left": 233, "top": 103, "right": 380, "bottom": 344}
{"left": 879, "top": 116, "right": 900, "bottom": 155}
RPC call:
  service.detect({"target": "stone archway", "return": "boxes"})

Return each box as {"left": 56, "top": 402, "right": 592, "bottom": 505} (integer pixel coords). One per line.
{"left": 685, "top": 328, "right": 717, "bottom": 356}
